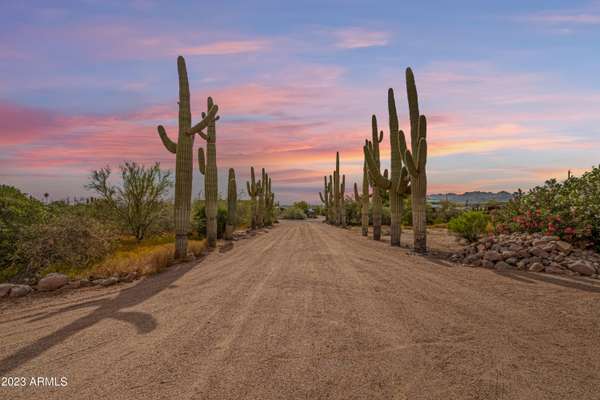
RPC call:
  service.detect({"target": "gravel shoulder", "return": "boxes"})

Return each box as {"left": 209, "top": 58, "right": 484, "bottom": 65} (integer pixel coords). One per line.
{"left": 1, "top": 220, "right": 600, "bottom": 399}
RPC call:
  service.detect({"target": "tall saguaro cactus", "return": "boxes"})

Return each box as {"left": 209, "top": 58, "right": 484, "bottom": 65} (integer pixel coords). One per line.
{"left": 327, "top": 175, "right": 335, "bottom": 223}
{"left": 333, "top": 152, "right": 341, "bottom": 226}
{"left": 225, "top": 168, "right": 237, "bottom": 240}
{"left": 265, "top": 174, "right": 275, "bottom": 226}
{"left": 246, "top": 166, "right": 259, "bottom": 229}
{"left": 399, "top": 68, "right": 428, "bottom": 253}
{"left": 188, "top": 96, "right": 220, "bottom": 248}
{"left": 257, "top": 168, "right": 266, "bottom": 228}
{"left": 157, "top": 56, "right": 218, "bottom": 258}
{"left": 369, "top": 115, "right": 385, "bottom": 241}
{"left": 340, "top": 174, "right": 346, "bottom": 228}
{"left": 364, "top": 89, "right": 410, "bottom": 246}
{"left": 354, "top": 158, "right": 370, "bottom": 236}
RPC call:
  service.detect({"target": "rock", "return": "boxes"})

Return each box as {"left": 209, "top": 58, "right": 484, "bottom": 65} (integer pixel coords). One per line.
{"left": 516, "top": 260, "right": 528, "bottom": 270}
{"left": 545, "top": 265, "right": 566, "bottom": 274}
{"left": 516, "top": 249, "right": 530, "bottom": 258}
{"left": 555, "top": 241, "right": 573, "bottom": 254}
{"left": 9, "top": 285, "right": 32, "bottom": 298}
{"left": 529, "top": 262, "right": 545, "bottom": 272}
{"left": 568, "top": 260, "right": 596, "bottom": 276}
{"left": 37, "top": 273, "right": 69, "bottom": 291}
{"left": 464, "top": 254, "right": 481, "bottom": 265}
{"left": 0, "top": 283, "right": 14, "bottom": 298}
{"left": 495, "top": 261, "right": 512, "bottom": 270}
{"left": 65, "top": 280, "right": 81, "bottom": 289}
{"left": 121, "top": 272, "right": 137, "bottom": 283}
{"left": 484, "top": 251, "right": 503, "bottom": 262}
{"left": 505, "top": 257, "right": 518, "bottom": 265}
{"left": 530, "top": 247, "right": 550, "bottom": 258}
{"left": 541, "top": 235, "right": 560, "bottom": 242}
{"left": 79, "top": 279, "right": 94, "bottom": 287}
{"left": 98, "top": 277, "right": 118, "bottom": 287}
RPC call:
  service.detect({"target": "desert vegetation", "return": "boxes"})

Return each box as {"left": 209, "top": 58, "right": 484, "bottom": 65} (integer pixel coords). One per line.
{"left": 0, "top": 55, "right": 279, "bottom": 293}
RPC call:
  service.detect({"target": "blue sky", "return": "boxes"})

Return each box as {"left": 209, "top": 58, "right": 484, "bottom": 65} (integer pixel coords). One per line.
{"left": 1, "top": 0, "right": 599, "bottom": 203}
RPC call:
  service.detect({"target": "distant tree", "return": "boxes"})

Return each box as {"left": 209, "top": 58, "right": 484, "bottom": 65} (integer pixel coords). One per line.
{"left": 293, "top": 201, "right": 310, "bottom": 213}
{"left": 86, "top": 162, "right": 173, "bottom": 241}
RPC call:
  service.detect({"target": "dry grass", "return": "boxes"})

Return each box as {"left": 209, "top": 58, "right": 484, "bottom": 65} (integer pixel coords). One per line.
{"left": 83, "top": 238, "right": 206, "bottom": 279}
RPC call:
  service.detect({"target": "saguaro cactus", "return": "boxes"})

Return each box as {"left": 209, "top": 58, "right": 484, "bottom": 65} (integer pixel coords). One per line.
{"left": 264, "top": 175, "right": 275, "bottom": 226}
{"left": 246, "top": 167, "right": 259, "bottom": 229}
{"left": 225, "top": 168, "right": 237, "bottom": 240}
{"left": 354, "top": 158, "right": 369, "bottom": 236}
{"left": 340, "top": 174, "right": 346, "bottom": 228}
{"left": 333, "top": 152, "right": 341, "bottom": 226}
{"left": 257, "top": 168, "right": 266, "bottom": 228}
{"left": 369, "top": 115, "right": 385, "bottom": 241}
{"left": 327, "top": 175, "right": 335, "bottom": 224}
{"left": 187, "top": 96, "right": 220, "bottom": 248}
{"left": 399, "top": 68, "right": 428, "bottom": 253}
{"left": 319, "top": 176, "right": 330, "bottom": 223}
{"left": 157, "top": 56, "right": 218, "bottom": 258}
{"left": 364, "top": 89, "right": 410, "bottom": 246}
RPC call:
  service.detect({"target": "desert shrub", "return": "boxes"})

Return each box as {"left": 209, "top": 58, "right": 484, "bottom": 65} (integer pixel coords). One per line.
{"left": 0, "top": 185, "right": 47, "bottom": 273}
{"left": 448, "top": 211, "right": 491, "bottom": 243}
{"left": 344, "top": 198, "right": 361, "bottom": 225}
{"left": 195, "top": 204, "right": 228, "bottom": 239}
{"left": 402, "top": 198, "right": 436, "bottom": 226}
{"left": 492, "top": 166, "right": 600, "bottom": 248}
{"left": 86, "top": 161, "right": 173, "bottom": 241}
{"left": 88, "top": 239, "right": 206, "bottom": 278}
{"left": 14, "top": 210, "right": 118, "bottom": 278}
{"left": 293, "top": 201, "right": 310, "bottom": 213}
{"left": 281, "top": 206, "right": 306, "bottom": 220}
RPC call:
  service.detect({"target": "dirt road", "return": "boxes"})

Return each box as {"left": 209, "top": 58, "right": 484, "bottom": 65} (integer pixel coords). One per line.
{"left": 2, "top": 220, "right": 600, "bottom": 399}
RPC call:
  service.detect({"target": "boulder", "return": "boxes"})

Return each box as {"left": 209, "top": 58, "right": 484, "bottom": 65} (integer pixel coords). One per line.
{"left": 9, "top": 285, "right": 32, "bottom": 298}
{"left": 545, "top": 265, "right": 566, "bottom": 274}
{"left": 481, "top": 260, "right": 495, "bottom": 269}
{"left": 37, "top": 273, "right": 69, "bottom": 291}
{"left": 495, "top": 261, "right": 512, "bottom": 270}
{"left": 555, "top": 241, "right": 573, "bottom": 254}
{"left": 568, "top": 260, "right": 596, "bottom": 276}
{"left": 528, "top": 262, "right": 545, "bottom": 272}
{"left": 0, "top": 283, "right": 14, "bottom": 298}
{"left": 530, "top": 247, "right": 549, "bottom": 258}
{"left": 484, "top": 251, "right": 503, "bottom": 262}
{"left": 98, "top": 277, "right": 118, "bottom": 287}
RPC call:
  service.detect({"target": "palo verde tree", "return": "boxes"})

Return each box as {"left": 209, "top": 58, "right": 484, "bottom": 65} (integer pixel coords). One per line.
{"left": 87, "top": 162, "right": 173, "bottom": 241}
{"left": 156, "top": 56, "right": 218, "bottom": 257}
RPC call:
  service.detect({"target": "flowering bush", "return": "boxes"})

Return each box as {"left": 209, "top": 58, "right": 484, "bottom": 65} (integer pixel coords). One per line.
{"left": 492, "top": 166, "right": 600, "bottom": 249}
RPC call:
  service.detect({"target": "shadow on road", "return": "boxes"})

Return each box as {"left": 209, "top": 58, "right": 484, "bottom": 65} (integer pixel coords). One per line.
{"left": 0, "top": 260, "right": 199, "bottom": 375}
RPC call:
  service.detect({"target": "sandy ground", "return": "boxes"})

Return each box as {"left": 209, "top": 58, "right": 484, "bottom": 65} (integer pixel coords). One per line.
{"left": 1, "top": 220, "right": 600, "bottom": 399}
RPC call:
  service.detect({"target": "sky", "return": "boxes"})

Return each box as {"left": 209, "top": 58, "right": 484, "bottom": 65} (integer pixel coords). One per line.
{"left": 1, "top": 0, "right": 599, "bottom": 204}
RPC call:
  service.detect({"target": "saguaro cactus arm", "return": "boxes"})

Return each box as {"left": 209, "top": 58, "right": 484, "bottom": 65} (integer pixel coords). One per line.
{"left": 198, "top": 147, "right": 206, "bottom": 175}
{"left": 186, "top": 102, "right": 219, "bottom": 138}
{"left": 399, "top": 116, "right": 427, "bottom": 177}
{"left": 157, "top": 125, "right": 177, "bottom": 154}
{"left": 364, "top": 141, "right": 392, "bottom": 190}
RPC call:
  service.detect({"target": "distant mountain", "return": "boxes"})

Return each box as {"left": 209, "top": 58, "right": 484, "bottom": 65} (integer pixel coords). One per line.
{"left": 427, "top": 191, "right": 513, "bottom": 204}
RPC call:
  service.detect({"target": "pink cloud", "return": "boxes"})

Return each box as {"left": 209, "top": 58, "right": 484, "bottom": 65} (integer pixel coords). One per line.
{"left": 177, "top": 40, "right": 270, "bottom": 56}
{"left": 333, "top": 28, "right": 389, "bottom": 49}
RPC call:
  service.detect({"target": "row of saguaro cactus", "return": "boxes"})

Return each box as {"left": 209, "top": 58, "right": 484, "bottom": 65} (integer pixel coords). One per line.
{"left": 158, "top": 56, "right": 279, "bottom": 255}
{"left": 157, "top": 56, "right": 219, "bottom": 256}
{"left": 320, "top": 152, "right": 348, "bottom": 227}
{"left": 246, "top": 166, "right": 276, "bottom": 229}
{"left": 322, "top": 67, "right": 428, "bottom": 253}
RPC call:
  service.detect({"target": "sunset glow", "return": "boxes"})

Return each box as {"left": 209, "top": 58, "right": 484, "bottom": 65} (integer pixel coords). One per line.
{"left": 1, "top": 1, "right": 599, "bottom": 203}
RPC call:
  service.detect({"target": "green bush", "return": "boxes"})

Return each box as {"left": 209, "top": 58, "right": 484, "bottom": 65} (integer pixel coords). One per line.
{"left": 14, "top": 210, "right": 117, "bottom": 278}
{"left": 195, "top": 204, "right": 227, "bottom": 239}
{"left": 344, "top": 198, "right": 361, "bottom": 226}
{"left": 281, "top": 206, "right": 306, "bottom": 220}
{"left": 448, "top": 211, "right": 490, "bottom": 243}
{"left": 492, "top": 166, "right": 600, "bottom": 248}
